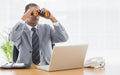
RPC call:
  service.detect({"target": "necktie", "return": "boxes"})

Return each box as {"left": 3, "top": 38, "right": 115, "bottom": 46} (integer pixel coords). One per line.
{"left": 31, "top": 28, "right": 40, "bottom": 65}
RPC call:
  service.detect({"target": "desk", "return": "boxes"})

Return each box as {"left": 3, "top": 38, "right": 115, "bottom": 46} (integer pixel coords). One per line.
{"left": 0, "top": 64, "right": 120, "bottom": 75}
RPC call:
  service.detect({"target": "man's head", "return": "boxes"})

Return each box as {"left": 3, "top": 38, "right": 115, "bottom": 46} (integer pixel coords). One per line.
{"left": 25, "top": 3, "right": 40, "bottom": 27}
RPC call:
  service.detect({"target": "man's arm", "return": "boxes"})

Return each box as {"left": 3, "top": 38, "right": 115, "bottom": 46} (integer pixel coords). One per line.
{"left": 41, "top": 8, "right": 69, "bottom": 42}
{"left": 9, "top": 22, "right": 24, "bottom": 48}
{"left": 49, "top": 15, "right": 58, "bottom": 23}
{"left": 50, "top": 22, "right": 69, "bottom": 43}
{"left": 10, "top": 7, "right": 35, "bottom": 47}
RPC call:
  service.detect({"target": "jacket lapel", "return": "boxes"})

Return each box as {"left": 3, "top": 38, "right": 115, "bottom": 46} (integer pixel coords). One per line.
{"left": 24, "top": 25, "right": 32, "bottom": 48}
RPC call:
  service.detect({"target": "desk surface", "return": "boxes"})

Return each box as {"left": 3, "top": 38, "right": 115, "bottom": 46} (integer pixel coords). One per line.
{"left": 0, "top": 64, "right": 120, "bottom": 75}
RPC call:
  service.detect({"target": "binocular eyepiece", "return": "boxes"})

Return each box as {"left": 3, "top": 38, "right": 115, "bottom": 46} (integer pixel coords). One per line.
{"left": 31, "top": 10, "right": 50, "bottom": 18}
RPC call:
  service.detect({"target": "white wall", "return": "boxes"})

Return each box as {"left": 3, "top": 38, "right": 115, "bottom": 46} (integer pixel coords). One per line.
{"left": 0, "top": 0, "right": 120, "bottom": 64}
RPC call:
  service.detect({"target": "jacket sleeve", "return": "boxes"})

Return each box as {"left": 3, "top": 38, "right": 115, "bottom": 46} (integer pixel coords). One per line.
{"left": 50, "top": 22, "right": 69, "bottom": 43}
{"left": 9, "top": 22, "right": 24, "bottom": 48}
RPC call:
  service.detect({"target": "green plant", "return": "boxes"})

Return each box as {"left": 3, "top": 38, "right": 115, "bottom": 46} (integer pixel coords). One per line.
{"left": 1, "top": 39, "right": 12, "bottom": 62}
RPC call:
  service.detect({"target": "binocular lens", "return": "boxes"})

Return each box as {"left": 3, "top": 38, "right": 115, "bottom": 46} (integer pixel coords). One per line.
{"left": 31, "top": 10, "right": 50, "bottom": 18}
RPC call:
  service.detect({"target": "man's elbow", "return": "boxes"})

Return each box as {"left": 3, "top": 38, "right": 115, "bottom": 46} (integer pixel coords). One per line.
{"left": 62, "top": 35, "right": 69, "bottom": 42}
{"left": 9, "top": 33, "right": 17, "bottom": 43}
{"left": 9, "top": 34, "right": 13, "bottom": 42}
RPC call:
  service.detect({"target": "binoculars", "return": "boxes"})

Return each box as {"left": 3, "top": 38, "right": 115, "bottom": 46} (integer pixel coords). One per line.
{"left": 31, "top": 10, "right": 50, "bottom": 18}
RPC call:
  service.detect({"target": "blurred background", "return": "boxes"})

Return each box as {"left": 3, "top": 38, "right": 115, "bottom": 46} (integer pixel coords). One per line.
{"left": 0, "top": 0, "right": 120, "bottom": 65}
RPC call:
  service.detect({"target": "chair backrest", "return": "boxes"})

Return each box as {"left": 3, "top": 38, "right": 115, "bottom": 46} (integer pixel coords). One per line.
{"left": 12, "top": 45, "right": 19, "bottom": 62}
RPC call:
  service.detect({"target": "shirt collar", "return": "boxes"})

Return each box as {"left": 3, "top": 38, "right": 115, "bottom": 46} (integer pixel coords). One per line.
{"left": 26, "top": 23, "right": 38, "bottom": 31}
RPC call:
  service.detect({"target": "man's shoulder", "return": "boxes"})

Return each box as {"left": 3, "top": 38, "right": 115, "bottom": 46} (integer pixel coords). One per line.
{"left": 38, "top": 23, "right": 49, "bottom": 27}
{"left": 12, "top": 22, "right": 25, "bottom": 31}
{"left": 37, "top": 23, "right": 51, "bottom": 29}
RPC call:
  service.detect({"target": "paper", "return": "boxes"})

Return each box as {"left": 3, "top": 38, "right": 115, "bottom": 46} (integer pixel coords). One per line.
{"left": 1, "top": 63, "right": 26, "bottom": 69}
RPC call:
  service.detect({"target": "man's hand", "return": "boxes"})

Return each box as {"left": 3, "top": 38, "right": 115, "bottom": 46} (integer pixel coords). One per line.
{"left": 40, "top": 8, "right": 58, "bottom": 23}
{"left": 21, "top": 7, "right": 37, "bottom": 21}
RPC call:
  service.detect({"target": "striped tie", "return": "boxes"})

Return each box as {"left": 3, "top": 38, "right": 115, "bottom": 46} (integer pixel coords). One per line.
{"left": 31, "top": 28, "right": 40, "bottom": 65}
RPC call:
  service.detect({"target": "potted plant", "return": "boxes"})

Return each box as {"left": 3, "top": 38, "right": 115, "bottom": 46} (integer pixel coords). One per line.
{"left": 0, "top": 28, "right": 12, "bottom": 62}
{"left": 1, "top": 39, "right": 12, "bottom": 62}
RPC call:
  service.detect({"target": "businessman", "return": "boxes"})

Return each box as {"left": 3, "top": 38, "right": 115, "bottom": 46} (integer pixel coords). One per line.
{"left": 9, "top": 3, "right": 68, "bottom": 66}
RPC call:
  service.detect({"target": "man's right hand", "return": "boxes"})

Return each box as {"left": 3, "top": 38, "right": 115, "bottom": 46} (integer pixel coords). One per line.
{"left": 21, "top": 7, "right": 37, "bottom": 21}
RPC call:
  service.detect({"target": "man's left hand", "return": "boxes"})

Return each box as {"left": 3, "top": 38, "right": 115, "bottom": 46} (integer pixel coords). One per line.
{"left": 40, "top": 8, "right": 58, "bottom": 23}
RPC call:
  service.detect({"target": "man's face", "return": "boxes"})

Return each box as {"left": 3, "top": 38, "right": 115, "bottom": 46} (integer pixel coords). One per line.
{"left": 27, "top": 6, "right": 40, "bottom": 26}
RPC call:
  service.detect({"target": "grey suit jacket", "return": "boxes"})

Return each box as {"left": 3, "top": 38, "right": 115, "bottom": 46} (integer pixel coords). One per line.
{"left": 9, "top": 22, "right": 68, "bottom": 65}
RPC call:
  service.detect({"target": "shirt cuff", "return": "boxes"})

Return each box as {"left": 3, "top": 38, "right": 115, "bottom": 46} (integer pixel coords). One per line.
{"left": 53, "top": 21, "right": 59, "bottom": 25}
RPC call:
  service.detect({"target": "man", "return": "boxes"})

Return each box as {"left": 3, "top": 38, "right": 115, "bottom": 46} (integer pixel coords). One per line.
{"left": 9, "top": 3, "right": 68, "bottom": 66}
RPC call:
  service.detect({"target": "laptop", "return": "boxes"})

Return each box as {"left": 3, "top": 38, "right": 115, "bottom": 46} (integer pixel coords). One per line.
{"left": 36, "top": 45, "right": 88, "bottom": 71}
